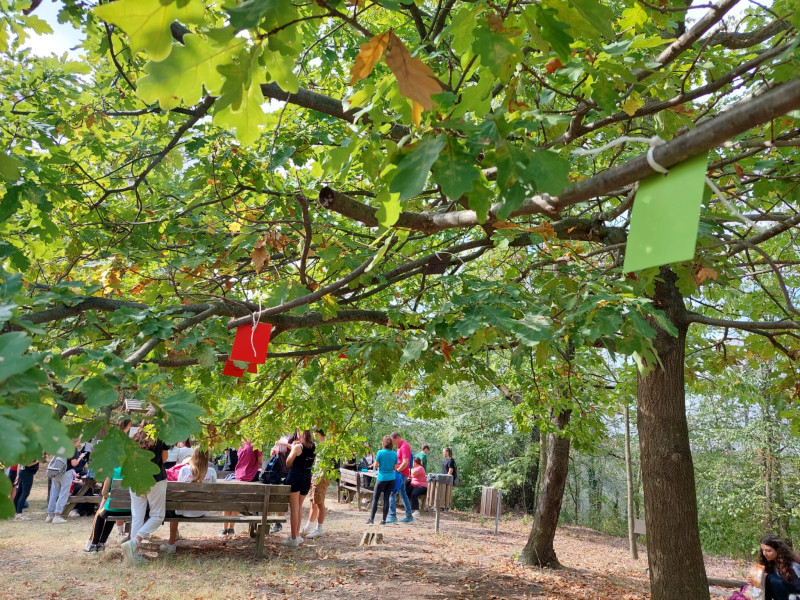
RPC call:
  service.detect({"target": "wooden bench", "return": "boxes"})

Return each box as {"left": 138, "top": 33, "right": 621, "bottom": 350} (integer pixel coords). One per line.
{"left": 337, "top": 469, "right": 373, "bottom": 510}
{"left": 107, "top": 480, "right": 289, "bottom": 557}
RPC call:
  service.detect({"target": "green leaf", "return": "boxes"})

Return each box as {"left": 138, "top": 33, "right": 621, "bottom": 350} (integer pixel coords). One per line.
{"left": 263, "top": 47, "right": 299, "bottom": 93}
{"left": 401, "top": 336, "right": 429, "bottom": 362}
{"left": 226, "top": 0, "right": 284, "bottom": 31}
{"left": 467, "top": 179, "right": 494, "bottom": 224}
{"left": 389, "top": 135, "right": 446, "bottom": 201}
{"left": 0, "top": 185, "right": 23, "bottom": 223}
{"left": 78, "top": 377, "right": 119, "bottom": 410}
{"left": 0, "top": 154, "right": 21, "bottom": 182}
{"left": 568, "top": 0, "right": 615, "bottom": 39}
{"left": 432, "top": 140, "right": 481, "bottom": 201}
{"left": 509, "top": 313, "right": 552, "bottom": 346}
{"left": 375, "top": 188, "right": 402, "bottom": 228}
{"left": 0, "top": 476, "right": 13, "bottom": 518}
{"left": 0, "top": 404, "right": 71, "bottom": 461}
{"left": 154, "top": 391, "right": 204, "bottom": 445}
{"left": 137, "top": 32, "right": 245, "bottom": 110}
{"left": 196, "top": 344, "right": 218, "bottom": 370}
{"left": 528, "top": 150, "right": 571, "bottom": 195}
{"left": 0, "top": 412, "right": 29, "bottom": 464}
{"left": 213, "top": 74, "right": 268, "bottom": 146}
{"left": 93, "top": 0, "right": 205, "bottom": 62}
{"left": 533, "top": 6, "right": 573, "bottom": 62}
{"left": 472, "top": 21, "right": 522, "bottom": 72}
{"left": 0, "top": 332, "right": 37, "bottom": 385}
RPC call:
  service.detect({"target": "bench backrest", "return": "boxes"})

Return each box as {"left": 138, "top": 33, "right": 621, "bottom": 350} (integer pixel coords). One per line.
{"left": 339, "top": 469, "right": 360, "bottom": 485}
{"left": 108, "top": 480, "right": 289, "bottom": 514}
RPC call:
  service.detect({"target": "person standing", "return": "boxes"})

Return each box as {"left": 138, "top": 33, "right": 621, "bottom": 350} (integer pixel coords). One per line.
{"left": 366, "top": 436, "right": 397, "bottom": 526}
{"left": 303, "top": 429, "right": 330, "bottom": 539}
{"left": 13, "top": 459, "right": 39, "bottom": 520}
{"left": 121, "top": 425, "right": 170, "bottom": 564}
{"left": 387, "top": 432, "right": 414, "bottom": 524}
{"left": 442, "top": 447, "right": 457, "bottom": 478}
{"left": 46, "top": 439, "right": 88, "bottom": 524}
{"left": 283, "top": 430, "right": 316, "bottom": 547}
{"left": 416, "top": 445, "right": 429, "bottom": 472}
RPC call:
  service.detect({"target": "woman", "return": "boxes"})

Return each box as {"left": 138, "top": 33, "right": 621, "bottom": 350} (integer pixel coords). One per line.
{"left": 121, "top": 424, "right": 170, "bottom": 564}
{"left": 366, "top": 435, "right": 397, "bottom": 526}
{"left": 282, "top": 430, "right": 315, "bottom": 547}
{"left": 221, "top": 438, "right": 262, "bottom": 536}
{"left": 46, "top": 439, "right": 88, "bottom": 524}
{"left": 407, "top": 456, "right": 427, "bottom": 517}
{"left": 84, "top": 466, "right": 130, "bottom": 552}
{"left": 159, "top": 448, "right": 217, "bottom": 554}
{"left": 757, "top": 534, "right": 800, "bottom": 600}
{"left": 13, "top": 459, "right": 39, "bottom": 520}
{"left": 442, "top": 447, "right": 456, "bottom": 477}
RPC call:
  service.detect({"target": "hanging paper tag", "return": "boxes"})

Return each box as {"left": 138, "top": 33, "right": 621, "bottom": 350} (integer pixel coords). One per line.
{"left": 338, "top": 352, "right": 347, "bottom": 359}
{"left": 623, "top": 153, "right": 708, "bottom": 273}
{"left": 230, "top": 323, "right": 272, "bottom": 364}
{"left": 223, "top": 359, "right": 245, "bottom": 377}
{"left": 247, "top": 362, "right": 258, "bottom": 374}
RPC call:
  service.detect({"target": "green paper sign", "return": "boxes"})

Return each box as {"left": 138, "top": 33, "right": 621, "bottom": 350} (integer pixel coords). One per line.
{"left": 623, "top": 153, "right": 708, "bottom": 272}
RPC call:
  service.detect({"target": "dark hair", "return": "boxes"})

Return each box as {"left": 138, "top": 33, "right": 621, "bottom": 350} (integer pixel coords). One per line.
{"left": 299, "top": 429, "right": 313, "bottom": 448}
{"left": 759, "top": 534, "right": 800, "bottom": 581}
{"left": 390, "top": 432, "right": 401, "bottom": 440}
{"left": 316, "top": 428, "right": 325, "bottom": 437}
{"left": 422, "top": 445, "right": 430, "bottom": 451}
{"left": 132, "top": 422, "right": 157, "bottom": 451}
{"left": 413, "top": 456, "right": 422, "bottom": 465}
{"left": 443, "top": 447, "right": 452, "bottom": 458}
{"left": 382, "top": 435, "right": 393, "bottom": 450}
{"left": 118, "top": 419, "right": 132, "bottom": 432}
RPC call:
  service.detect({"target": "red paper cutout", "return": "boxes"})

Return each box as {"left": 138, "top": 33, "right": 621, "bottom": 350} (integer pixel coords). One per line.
{"left": 247, "top": 362, "right": 258, "bottom": 374}
{"left": 223, "top": 359, "right": 245, "bottom": 377}
{"left": 230, "top": 323, "right": 272, "bottom": 364}
{"left": 338, "top": 352, "right": 347, "bottom": 359}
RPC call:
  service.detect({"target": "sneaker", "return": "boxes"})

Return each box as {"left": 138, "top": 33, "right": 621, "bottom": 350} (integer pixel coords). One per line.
{"left": 305, "top": 528, "right": 323, "bottom": 539}
{"left": 116, "top": 531, "right": 129, "bottom": 543}
{"left": 412, "top": 510, "right": 421, "bottom": 518}
{"left": 14, "top": 514, "right": 26, "bottom": 521}
{"left": 385, "top": 516, "right": 398, "bottom": 524}
{"left": 69, "top": 510, "right": 81, "bottom": 518}
{"left": 365, "top": 519, "right": 374, "bottom": 525}
{"left": 84, "top": 540, "right": 96, "bottom": 552}
{"left": 159, "top": 542, "right": 177, "bottom": 554}
{"left": 400, "top": 516, "right": 415, "bottom": 524}
{"left": 45, "top": 514, "right": 54, "bottom": 523}
{"left": 96, "top": 543, "right": 106, "bottom": 552}
{"left": 120, "top": 540, "right": 137, "bottom": 563}
{"left": 281, "top": 537, "right": 300, "bottom": 547}
{"left": 379, "top": 520, "right": 386, "bottom": 525}
{"left": 270, "top": 522, "right": 283, "bottom": 534}
{"left": 52, "top": 516, "right": 67, "bottom": 524}
{"left": 219, "top": 528, "right": 229, "bottom": 537}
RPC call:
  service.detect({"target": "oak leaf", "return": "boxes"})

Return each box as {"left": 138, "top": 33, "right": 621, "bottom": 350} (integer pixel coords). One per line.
{"left": 545, "top": 58, "right": 564, "bottom": 74}
{"left": 251, "top": 246, "right": 269, "bottom": 273}
{"left": 384, "top": 32, "right": 443, "bottom": 111}
{"left": 349, "top": 32, "right": 390, "bottom": 86}
{"left": 694, "top": 267, "right": 718, "bottom": 285}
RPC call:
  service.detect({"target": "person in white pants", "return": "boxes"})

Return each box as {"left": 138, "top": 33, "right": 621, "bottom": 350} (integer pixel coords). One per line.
{"left": 121, "top": 424, "right": 170, "bottom": 564}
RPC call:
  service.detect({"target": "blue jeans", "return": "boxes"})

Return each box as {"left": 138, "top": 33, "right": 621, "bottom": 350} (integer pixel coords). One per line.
{"left": 765, "top": 573, "right": 800, "bottom": 600}
{"left": 389, "top": 475, "right": 412, "bottom": 519}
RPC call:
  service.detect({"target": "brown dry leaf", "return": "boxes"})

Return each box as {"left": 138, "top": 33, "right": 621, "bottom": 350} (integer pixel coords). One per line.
{"left": 695, "top": 267, "right": 718, "bottom": 285}
{"left": 251, "top": 246, "right": 269, "bottom": 273}
{"left": 384, "top": 32, "right": 443, "bottom": 111}
{"left": 349, "top": 31, "right": 390, "bottom": 86}
{"left": 545, "top": 58, "right": 564, "bottom": 74}
{"left": 130, "top": 279, "right": 153, "bottom": 294}
{"left": 440, "top": 338, "right": 453, "bottom": 362}
{"left": 734, "top": 163, "right": 744, "bottom": 179}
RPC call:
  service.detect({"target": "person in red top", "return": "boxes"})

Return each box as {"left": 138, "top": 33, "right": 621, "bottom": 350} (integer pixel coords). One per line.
{"left": 387, "top": 432, "right": 414, "bottom": 524}
{"left": 222, "top": 439, "right": 262, "bottom": 536}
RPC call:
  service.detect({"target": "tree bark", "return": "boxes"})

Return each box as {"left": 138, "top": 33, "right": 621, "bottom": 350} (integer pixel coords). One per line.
{"left": 625, "top": 402, "right": 639, "bottom": 560}
{"left": 520, "top": 408, "right": 572, "bottom": 568}
{"left": 637, "top": 267, "right": 708, "bottom": 600}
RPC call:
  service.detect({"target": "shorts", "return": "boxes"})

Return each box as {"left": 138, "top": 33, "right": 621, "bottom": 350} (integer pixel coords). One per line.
{"left": 311, "top": 476, "right": 330, "bottom": 505}
{"left": 286, "top": 470, "right": 312, "bottom": 496}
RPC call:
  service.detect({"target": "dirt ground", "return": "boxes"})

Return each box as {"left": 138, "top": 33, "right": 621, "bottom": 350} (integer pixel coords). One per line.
{"left": 0, "top": 482, "right": 750, "bottom": 600}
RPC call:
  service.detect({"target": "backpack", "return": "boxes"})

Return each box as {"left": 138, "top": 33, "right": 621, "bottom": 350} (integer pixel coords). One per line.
{"left": 260, "top": 453, "right": 285, "bottom": 485}
{"left": 46, "top": 455, "right": 68, "bottom": 479}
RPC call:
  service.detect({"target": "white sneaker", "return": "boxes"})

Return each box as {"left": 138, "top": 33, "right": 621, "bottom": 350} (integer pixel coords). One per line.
{"left": 14, "top": 514, "right": 26, "bottom": 521}
{"left": 159, "top": 542, "right": 177, "bottom": 554}
{"left": 281, "top": 537, "right": 301, "bottom": 547}
{"left": 116, "top": 530, "right": 129, "bottom": 543}
{"left": 412, "top": 510, "right": 421, "bottom": 518}
{"left": 52, "top": 516, "right": 67, "bottom": 524}
{"left": 69, "top": 510, "right": 81, "bottom": 518}
{"left": 45, "top": 514, "right": 54, "bottom": 523}
{"left": 305, "top": 528, "right": 323, "bottom": 539}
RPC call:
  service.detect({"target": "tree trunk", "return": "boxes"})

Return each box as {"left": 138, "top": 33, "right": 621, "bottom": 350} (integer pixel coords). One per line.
{"left": 625, "top": 402, "right": 639, "bottom": 560}
{"left": 637, "top": 267, "right": 708, "bottom": 600}
{"left": 522, "top": 426, "right": 541, "bottom": 514}
{"left": 520, "top": 408, "right": 572, "bottom": 567}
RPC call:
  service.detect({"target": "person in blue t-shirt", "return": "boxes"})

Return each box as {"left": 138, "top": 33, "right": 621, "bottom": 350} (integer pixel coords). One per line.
{"left": 366, "top": 435, "right": 397, "bottom": 525}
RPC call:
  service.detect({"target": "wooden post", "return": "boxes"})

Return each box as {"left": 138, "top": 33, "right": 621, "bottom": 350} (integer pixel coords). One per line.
{"left": 494, "top": 489, "right": 502, "bottom": 535}
{"left": 356, "top": 473, "right": 361, "bottom": 511}
{"left": 257, "top": 486, "right": 271, "bottom": 558}
{"left": 434, "top": 481, "right": 441, "bottom": 534}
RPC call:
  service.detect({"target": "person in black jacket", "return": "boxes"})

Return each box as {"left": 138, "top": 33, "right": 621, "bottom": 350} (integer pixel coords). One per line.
{"left": 13, "top": 460, "right": 39, "bottom": 520}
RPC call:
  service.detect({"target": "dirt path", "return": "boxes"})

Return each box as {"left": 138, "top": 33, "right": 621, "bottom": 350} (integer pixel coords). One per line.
{"left": 1, "top": 483, "right": 750, "bottom": 599}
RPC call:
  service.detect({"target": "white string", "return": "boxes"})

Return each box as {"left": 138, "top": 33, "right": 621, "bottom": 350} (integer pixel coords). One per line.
{"left": 572, "top": 135, "right": 670, "bottom": 174}
{"left": 250, "top": 295, "right": 262, "bottom": 358}
{"left": 704, "top": 175, "right": 763, "bottom": 231}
